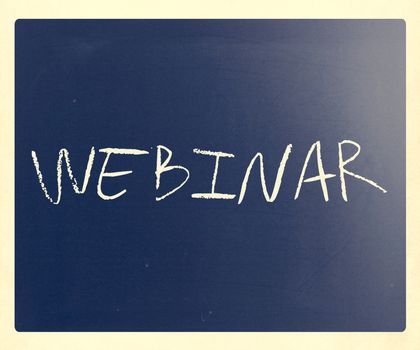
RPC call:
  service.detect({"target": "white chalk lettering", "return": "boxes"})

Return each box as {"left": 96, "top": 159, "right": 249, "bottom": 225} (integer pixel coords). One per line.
{"left": 155, "top": 145, "right": 190, "bottom": 201}
{"left": 31, "top": 147, "right": 95, "bottom": 204}
{"left": 31, "top": 141, "right": 388, "bottom": 204}
{"left": 191, "top": 148, "right": 236, "bottom": 200}
{"left": 338, "top": 140, "right": 387, "bottom": 201}
{"left": 238, "top": 144, "right": 292, "bottom": 204}
{"left": 294, "top": 141, "right": 336, "bottom": 201}
{"left": 97, "top": 148, "right": 149, "bottom": 200}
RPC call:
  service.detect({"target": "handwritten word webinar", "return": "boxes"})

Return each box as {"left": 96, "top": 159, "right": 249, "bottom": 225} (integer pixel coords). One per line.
{"left": 30, "top": 140, "right": 387, "bottom": 205}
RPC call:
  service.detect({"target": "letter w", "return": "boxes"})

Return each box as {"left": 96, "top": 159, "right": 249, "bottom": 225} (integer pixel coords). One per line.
{"left": 31, "top": 147, "right": 95, "bottom": 204}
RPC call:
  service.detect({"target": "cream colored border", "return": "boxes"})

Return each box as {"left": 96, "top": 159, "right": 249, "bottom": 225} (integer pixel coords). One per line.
{"left": 1, "top": 1, "right": 418, "bottom": 349}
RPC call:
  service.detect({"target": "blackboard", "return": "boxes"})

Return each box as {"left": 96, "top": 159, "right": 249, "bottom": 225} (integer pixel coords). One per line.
{"left": 15, "top": 19, "right": 405, "bottom": 331}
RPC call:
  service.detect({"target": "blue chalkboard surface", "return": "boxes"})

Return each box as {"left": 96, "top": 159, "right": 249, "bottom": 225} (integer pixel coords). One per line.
{"left": 15, "top": 20, "right": 405, "bottom": 331}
